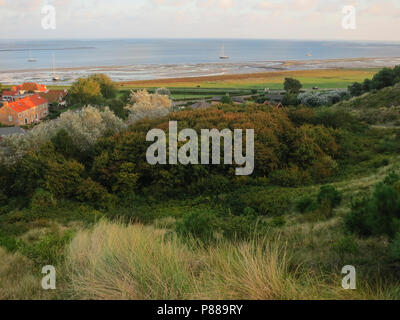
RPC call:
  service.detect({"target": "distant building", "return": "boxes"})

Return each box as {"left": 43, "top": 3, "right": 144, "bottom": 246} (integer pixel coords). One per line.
{"left": 12, "top": 83, "right": 48, "bottom": 94}
{"left": 264, "top": 94, "right": 283, "bottom": 103}
{"left": 232, "top": 97, "right": 245, "bottom": 104}
{"left": 190, "top": 100, "right": 211, "bottom": 110}
{"left": 211, "top": 97, "right": 222, "bottom": 105}
{"left": 1, "top": 90, "right": 26, "bottom": 102}
{"left": 0, "top": 94, "right": 49, "bottom": 126}
{"left": 2, "top": 82, "right": 48, "bottom": 102}
{"left": 210, "top": 96, "right": 245, "bottom": 105}
{"left": 39, "top": 89, "right": 68, "bottom": 106}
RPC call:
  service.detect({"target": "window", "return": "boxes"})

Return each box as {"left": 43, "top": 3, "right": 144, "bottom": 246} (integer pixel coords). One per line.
{"left": 35, "top": 114, "right": 38, "bottom": 120}
{"left": 8, "top": 116, "right": 12, "bottom": 122}
{"left": 25, "top": 118, "right": 28, "bottom": 124}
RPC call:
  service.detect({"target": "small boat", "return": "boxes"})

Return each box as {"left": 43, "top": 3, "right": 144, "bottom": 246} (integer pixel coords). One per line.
{"left": 52, "top": 54, "right": 59, "bottom": 81}
{"left": 28, "top": 50, "right": 37, "bottom": 62}
{"left": 306, "top": 53, "right": 313, "bottom": 57}
{"left": 219, "top": 45, "right": 229, "bottom": 59}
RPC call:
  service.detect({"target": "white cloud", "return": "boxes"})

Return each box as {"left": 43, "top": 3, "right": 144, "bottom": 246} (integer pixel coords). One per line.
{"left": 0, "top": 0, "right": 400, "bottom": 40}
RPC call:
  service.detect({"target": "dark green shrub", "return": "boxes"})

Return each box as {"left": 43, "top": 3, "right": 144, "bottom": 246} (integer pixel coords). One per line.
{"left": 0, "top": 191, "right": 7, "bottom": 206}
{"left": 332, "top": 235, "right": 359, "bottom": 256}
{"left": 269, "top": 167, "right": 312, "bottom": 187}
{"left": 220, "top": 96, "right": 233, "bottom": 104}
{"left": 318, "top": 185, "right": 342, "bottom": 209}
{"left": 189, "top": 175, "right": 230, "bottom": 195}
{"left": 348, "top": 82, "right": 363, "bottom": 97}
{"left": 20, "top": 230, "right": 74, "bottom": 265}
{"left": 30, "top": 188, "right": 57, "bottom": 211}
{"left": 345, "top": 183, "right": 400, "bottom": 239}
{"left": 0, "top": 232, "right": 22, "bottom": 252}
{"left": 229, "top": 188, "right": 295, "bottom": 216}
{"left": 243, "top": 207, "right": 256, "bottom": 216}
{"left": 51, "top": 129, "right": 80, "bottom": 159}
{"left": 220, "top": 215, "right": 268, "bottom": 240}
{"left": 176, "top": 210, "right": 219, "bottom": 241}
{"left": 318, "top": 198, "right": 334, "bottom": 219}
{"left": 76, "top": 178, "right": 115, "bottom": 208}
{"left": 370, "top": 184, "right": 400, "bottom": 238}
{"left": 284, "top": 78, "right": 302, "bottom": 94}
{"left": 389, "top": 233, "right": 400, "bottom": 261}
{"left": 383, "top": 171, "right": 400, "bottom": 186}
{"left": 372, "top": 157, "right": 390, "bottom": 168}
{"left": 269, "top": 216, "right": 286, "bottom": 227}
{"left": 345, "top": 198, "right": 374, "bottom": 237}
{"left": 282, "top": 93, "right": 300, "bottom": 106}
{"left": 296, "top": 196, "right": 317, "bottom": 213}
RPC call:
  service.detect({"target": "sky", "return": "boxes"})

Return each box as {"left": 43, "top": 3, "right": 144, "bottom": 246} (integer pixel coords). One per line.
{"left": 1, "top": 0, "right": 400, "bottom": 41}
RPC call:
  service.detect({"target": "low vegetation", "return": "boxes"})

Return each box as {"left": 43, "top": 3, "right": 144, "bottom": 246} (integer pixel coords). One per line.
{"left": 118, "top": 68, "right": 378, "bottom": 90}
{"left": 333, "top": 83, "right": 400, "bottom": 126}
{"left": 1, "top": 70, "right": 400, "bottom": 300}
{"left": 348, "top": 66, "right": 400, "bottom": 97}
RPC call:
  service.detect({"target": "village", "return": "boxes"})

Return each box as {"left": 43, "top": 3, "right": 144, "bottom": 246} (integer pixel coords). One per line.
{"left": 0, "top": 79, "right": 288, "bottom": 141}
{"left": 0, "top": 82, "right": 67, "bottom": 139}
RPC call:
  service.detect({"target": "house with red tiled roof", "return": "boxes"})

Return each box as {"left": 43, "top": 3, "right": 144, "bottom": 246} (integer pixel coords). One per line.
{"left": 0, "top": 94, "right": 49, "bottom": 126}
{"left": 1, "top": 90, "right": 24, "bottom": 102}
{"left": 2, "top": 83, "right": 48, "bottom": 102}
{"left": 13, "top": 83, "right": 48, "bottom": 94}
{"left": 39, "top": 89, "right": 67, "bottom": 106}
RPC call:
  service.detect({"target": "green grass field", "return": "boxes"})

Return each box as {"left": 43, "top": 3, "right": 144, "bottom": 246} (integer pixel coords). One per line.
{"left": 118, "top": 68, "right": 380, "bottom": 91}
{"left": 3, "top": 68, "right": 380, "bottom": 102}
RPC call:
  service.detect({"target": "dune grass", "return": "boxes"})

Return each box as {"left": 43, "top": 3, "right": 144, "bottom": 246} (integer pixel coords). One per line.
{"left": 0, "top": 247, "right": 55, "bottom": 300}
{"left": 1, "top": 157, "right": 400, "bottom": 300}
{"left": 64, "top": 220, "right": 396, "bottom": 300}
{"left": 66, "top": 221, "right": 304, "bottom": 300}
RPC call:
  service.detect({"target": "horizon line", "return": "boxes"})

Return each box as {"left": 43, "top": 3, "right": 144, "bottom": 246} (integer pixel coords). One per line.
{"left": 1, "top": 37, "right": 400, "bottom": 43}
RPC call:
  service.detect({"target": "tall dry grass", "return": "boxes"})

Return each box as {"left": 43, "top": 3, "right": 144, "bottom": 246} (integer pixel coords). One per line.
{"left": 0, "top": 247, "right": 56, "bottom": 300}
{"left": 65, "top": 221, "right": 394, "bottom": 300}
{"left": 66, "top": 221, "right": 199, "bottom": 299}
{"left": 66, "top": 221, "right": 302, "bottom": 300}
{"left": 193, "top": 239, "right": 304, "bottom": 300}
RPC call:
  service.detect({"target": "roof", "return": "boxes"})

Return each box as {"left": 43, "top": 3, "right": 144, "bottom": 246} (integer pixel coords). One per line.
{"left": 39, "top": 90, "right": 67, "bottom": 103}
{"left": 232, "top": 97, "right": 245, "bottom": 103}
{"left": 14, "top": 83, "right": 47, "bottom": 93}
{"left": 191, "top": 101, "right": 211, "bottom": 109}
{"left": 0, "top": 127, "right": 26, "bottom": 136}
{"left": 265, "top": 94, "right": 283, "bottom": 101}
{"left": 6, "top": 94, "right": 48, "bottom": 113}
{"left": 2, "top": 90, "right": 19, "bottom": 97}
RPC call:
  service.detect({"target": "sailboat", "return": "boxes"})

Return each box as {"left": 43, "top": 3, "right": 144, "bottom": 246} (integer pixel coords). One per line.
{"left": 219, "top": 45, "right": 229, "bottom": 59}
{"left": 51, "top": 54, "right": 59, "bottom": 81}
{"left": 28, "top": 50, "right": 37, "bottom": 62}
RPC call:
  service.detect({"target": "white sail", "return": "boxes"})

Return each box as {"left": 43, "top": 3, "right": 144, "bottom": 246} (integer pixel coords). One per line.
{"left": 52, "top": 54, "right": 59, "bottom": 81}
{"left": 28, "top": 50, "right": 36, "bottom": 62}
{"left": 220, "top": 45, "right": 229, "bottom": 59}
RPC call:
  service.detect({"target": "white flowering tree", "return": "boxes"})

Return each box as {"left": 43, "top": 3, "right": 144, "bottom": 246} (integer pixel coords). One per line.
{"left": 125, "top": 89, "right": 172, "bottom": 124}
{"left": 298, "top": 90, "right": 349, "bottom": 107}
{"left": 0, "top": 106, "right": 126, "bottom": 165}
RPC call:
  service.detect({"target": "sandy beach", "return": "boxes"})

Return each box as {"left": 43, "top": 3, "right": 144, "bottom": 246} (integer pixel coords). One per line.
{"left": 0, "top": 57, "right": 399, "bottom": 86}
